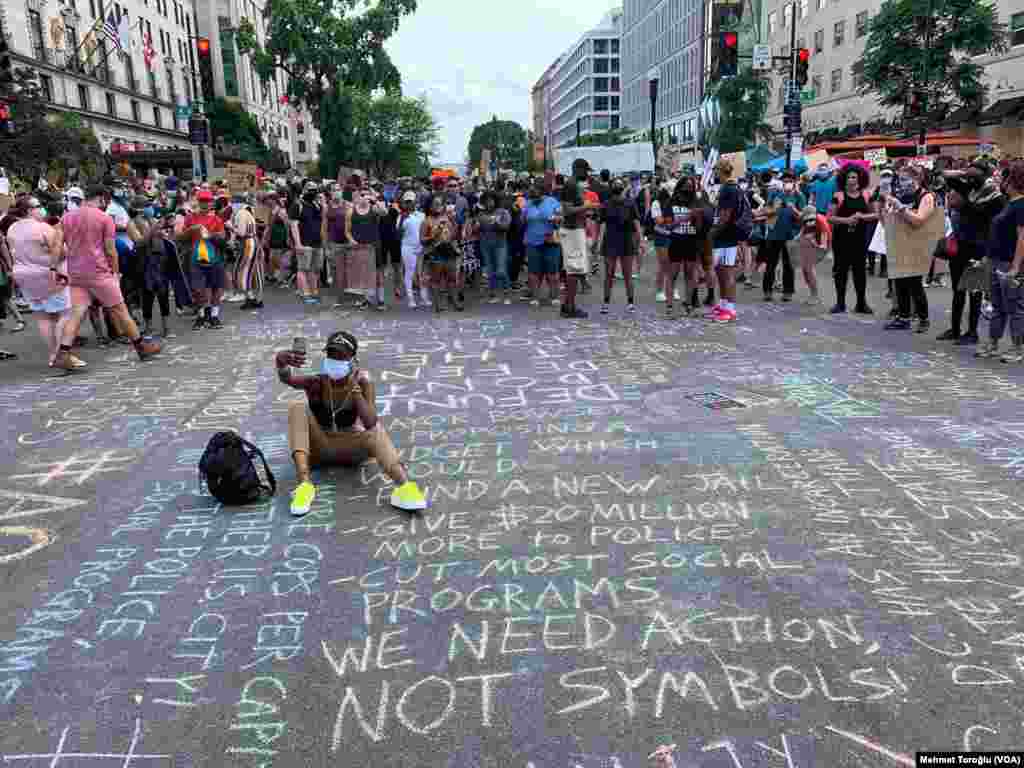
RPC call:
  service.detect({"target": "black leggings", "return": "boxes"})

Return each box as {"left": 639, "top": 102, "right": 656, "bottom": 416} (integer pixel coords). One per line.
{"left": 832, "top": 236, "right": 867, "bottom": 308}
{"left": 761, "top": 240, "right": 794, "bottom": 295}
{"left": 948, "top": 257, "right": 981, "bottom": 336}
{"left": 142, "top": 288, "right": 170, "bottom": 321}
{"left": 895, "top": 276, "right": 928, "bottom": 321}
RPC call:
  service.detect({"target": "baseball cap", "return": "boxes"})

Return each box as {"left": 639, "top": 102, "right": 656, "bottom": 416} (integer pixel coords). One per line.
{"left": 325, "top": 331, "right": 358, "bottom": 355}
{"left": 572, "top": 158, "right": 591, "bottom": 173}
{"left": 801, "top": 205, "right": 818, "bottom": 223}
{"left": 401, "top": 191, "right": 417, "bottom": 203}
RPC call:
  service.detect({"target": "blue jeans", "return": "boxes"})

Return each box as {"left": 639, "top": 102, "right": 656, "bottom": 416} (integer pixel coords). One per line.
{"left": 480, "top": 239, "right": 509, "bottom": 292}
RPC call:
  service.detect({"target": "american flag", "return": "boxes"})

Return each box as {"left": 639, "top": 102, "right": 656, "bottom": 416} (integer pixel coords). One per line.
{"left": 102, "top": 11, "right": 121, "bottom": 53}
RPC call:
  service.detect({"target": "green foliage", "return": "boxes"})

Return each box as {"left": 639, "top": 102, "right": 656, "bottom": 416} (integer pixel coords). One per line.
{"left": 569, "top": 128, "right": 637, "bottom": 148}
{"left": 856, "top": 0, "right": 1007, "bottom": 113}
{"left": 235, "top": 0, "right": 416, "bottom": 127}
{"left": 706, "top": 67, "right": 773, "bottom": 153}
{"left": 0, "top": 67, "right": 104, "bottom": 185}
{"left": 467, "top": 118, "right": 528, "bottom": 172}
{"left": 206, "top": 98, "right": 272, "bottom": 164}
{"left": 318, "top": 90, "right": 438, "bottom": 179}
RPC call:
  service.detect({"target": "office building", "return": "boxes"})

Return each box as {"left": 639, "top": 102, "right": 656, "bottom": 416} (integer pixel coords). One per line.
{"left": 545, "top": 8, "right": 623, "bottom": 148}
{"left": 761, "top": 0, "right": 1024, "bottom": 154}
{"left": 531, "top": 56, "right": 563, "bottom": 152}
{"left": 620, "top": 0, "right": 704, "bottom": 148}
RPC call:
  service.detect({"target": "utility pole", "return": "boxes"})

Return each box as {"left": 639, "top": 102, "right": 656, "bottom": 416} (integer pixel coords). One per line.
{"left": 784, "top": 1, "right": 799, "bottom": 171}
{"left": 917, "top": 0, "right": 934, "bottom": 156}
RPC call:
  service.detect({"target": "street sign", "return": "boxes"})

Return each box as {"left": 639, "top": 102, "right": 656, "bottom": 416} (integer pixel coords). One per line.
{"left": 800, "top": 89, "right": 815, "bottom": 104}
{"left": 752, "top": 44, "right": 771, "bottom": 71}
{"left": 188, "top": 115, "right": 209, "bottom": 146}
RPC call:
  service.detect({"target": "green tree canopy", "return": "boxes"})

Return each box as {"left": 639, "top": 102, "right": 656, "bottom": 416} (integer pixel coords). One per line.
{"left": 235, "top": 0, "right": 416, "bottom": 128}
{"left": 467, "top": 118, "right": 528, "bottom": 172}
{"left": 319, "top": 90, "right": 438, "bottom": 179}
{"left": 856, "top": 0, "right": 1007, "bottom": 113}
{"left": 705, "top": 67, "right": 773, "bottom": 153}
{"left": 559, "top": 128, "right": 637, "bottom": 149}
{"left": 207, "top": 98, "right": 272, "bottom": 163}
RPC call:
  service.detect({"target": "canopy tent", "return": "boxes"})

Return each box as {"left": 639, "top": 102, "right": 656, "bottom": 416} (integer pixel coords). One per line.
{"left": 750, "top": 154, "right": 809, "bottom": 174}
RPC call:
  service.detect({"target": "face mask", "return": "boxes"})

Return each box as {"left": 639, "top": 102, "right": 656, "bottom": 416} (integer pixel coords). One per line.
{"left": 321, "top": 358, "right": 352, "bottom": 380}
{"left": 739, "top": 182, "right": 749, "bottom": 191}
{"left": 304, "top": 191, "right": 317, "bottom": 202}
{"left": 144, "top": 206, "right": 155, "bottom": 218}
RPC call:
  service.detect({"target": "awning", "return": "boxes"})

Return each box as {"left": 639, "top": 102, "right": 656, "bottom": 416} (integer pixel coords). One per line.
{"left": 976, "top": 96, "right": 1024, "bottom": 126}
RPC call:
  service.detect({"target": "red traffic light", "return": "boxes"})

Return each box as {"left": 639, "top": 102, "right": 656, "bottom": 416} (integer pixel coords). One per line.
{"left": 0, "top": 104, "right": 9, "bottom": 120}
{"left": 723, "top": 32, "right": 738, "bottom": 48}
{"left": 798, "top": 48, "right": 810, "bottom": 62}
{"left": 196, "top": 37, "right": 211, "bottom": 56}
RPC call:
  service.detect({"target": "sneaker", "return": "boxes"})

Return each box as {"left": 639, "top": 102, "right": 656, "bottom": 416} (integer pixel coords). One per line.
{"left": 551, "top": 298, "right": 561, "bottom": 306}
{"left": 226, "top": 292, "right": 246, "bottom": 303}
{"left": 673, "top": 289, "right": 681, "bottom": 301}
{"left": 763, "top": 293, "right": 773, "bottom": 302}
{"left": 955, "top": 332, "right": 979, "bottom": 346}
{"left": 656, "top": 291, "right": 667, "bottom": 303}
{"left": 975, "top": 340, "right": 1000, "bottom": 358}
{"left": 781, "top": 294, "right": 793, "bottom": 303}
{"left": 207, "top": 317, "right": 224, "bottom": 330}
{"left": 488, "top": 295, "right": 500, "bottom": 304}
{"left": 10, "top": 321, "right": 26, "bottom": 333}
{"left": 1001, "top": 346, "right": 1024, "bottom": 363}
{"left": 561, "top": 306, "right": 588, "bottom": 319}
{"left": 884, "top": 317, "right": 911, "bottom": 330}
{"left": 714, "top": 307, "right": 737, "bottom": 323}
{"left": 600, "top": 303, "right": 610, "bottom": 315}
{"left": 744, "top": 280, "right": 757, "bottom": 290}
{"left": 829, "top": 304, "right": 846, "bottom": 314}
{"left": 192, "top": 316, "right": 206, "bottom": 331}
{"left": 53, "top": 351, "right": 87, "bottom": 371}
{"left": 375, "top": 302, "right": 387, "bottom": 312}
{"left": 250, "top": 300, "right": 264, "bottom": 309}
{"left": 704, "top": 305, "right": 722, "bottom": 319}
{"left": 664, "top": 304, "right": 674, "bottom": 319}
{"left": 913, "top": 319, "right": 931, "bottom": 334}
{"left": 936, "top": 329, "right": 960, "bottom": 341}
{"left": 503, "top": 297, "right": 511, "bottom": 305}
{"left": 853, "top": 304, "right": 873, "bottom": 315}
{"left": 626, "top": 302, "right": 636, "bottom": 313}
{"left": 805, "top": 296, "right": 821, "bottom": 306}
{"left": 407, "top": 301, "right": 418, "bottom": 310}
{"left": 290, "top": 481, "right": 316, "bottom": 517}
{"left": 981, "top": 301, "right": 994, "bottom": 321}
{"left": 530, "top": 299, "right": 540, "bottom": 306}
{"left": 391, "top": 481, "right": 427, "bottom": 511}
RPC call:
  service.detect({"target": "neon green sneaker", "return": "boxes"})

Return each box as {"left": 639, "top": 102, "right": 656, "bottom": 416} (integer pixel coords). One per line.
{"left": 390, "top": 481, "right": 427, "bottom": 512}
{"left": 290, "top": 481, "right": 316, "bottom": 517}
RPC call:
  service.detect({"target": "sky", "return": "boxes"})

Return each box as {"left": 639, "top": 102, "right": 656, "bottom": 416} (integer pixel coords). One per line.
{"left": 385, "top": 0, "right": 620, "bottom": 167}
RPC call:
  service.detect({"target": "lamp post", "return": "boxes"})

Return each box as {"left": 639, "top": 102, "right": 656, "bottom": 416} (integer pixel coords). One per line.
{"left": 648, "top": 66, "right": 660, "bottom": 176}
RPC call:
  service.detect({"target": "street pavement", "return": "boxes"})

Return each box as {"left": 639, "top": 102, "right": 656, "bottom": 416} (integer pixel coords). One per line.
{"left": 1, "top": 264, "right": 1023, "bottom": 768}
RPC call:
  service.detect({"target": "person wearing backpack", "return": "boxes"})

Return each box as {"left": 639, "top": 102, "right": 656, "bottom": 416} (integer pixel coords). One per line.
{"left": 276, "top": 330, "right": 427, "bottom": 516}
{"left": 827, "top": 164, "right": 874, "bottom": 315}
{"left": 707, "top": 157, "right": 751, "bottom": 323}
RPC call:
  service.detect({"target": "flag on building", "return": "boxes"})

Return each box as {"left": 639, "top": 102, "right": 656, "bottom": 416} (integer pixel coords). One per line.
{"left": 117, "top": 14, "right": 132, "bottom": 53}
{"left": 142, "top": 31, "right": 157, "bottom": 70}
{"left": 102, "top": 11, "right": 120, "bottom": 52}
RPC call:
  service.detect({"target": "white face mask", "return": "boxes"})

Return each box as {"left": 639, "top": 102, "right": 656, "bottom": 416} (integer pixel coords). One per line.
{"left": 321, "top": 358, "right": 351, "bottom": 380}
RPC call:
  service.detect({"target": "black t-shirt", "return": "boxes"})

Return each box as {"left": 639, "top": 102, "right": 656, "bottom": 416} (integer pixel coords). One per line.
{"left": 290, "top": 199, "right": 323, "bottom": 247}
{"left": 988, "top": 197, "right": 1024, "bottom": 263}
{"left": 832, "top": 191, "right": 870, "bottom": 247}
{"left": 560, "top": 179, "right": 585, "bottom": 230}
{"left": 600, "top": 197, "right": 636, "bottom": 258}
{"left": 713, "top": 182, "right": 741, "bottom": 248}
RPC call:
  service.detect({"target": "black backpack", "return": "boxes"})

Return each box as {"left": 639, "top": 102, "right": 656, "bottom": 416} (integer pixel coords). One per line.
{"left": 198, "top": 431, "right": 276, "bottom": 505}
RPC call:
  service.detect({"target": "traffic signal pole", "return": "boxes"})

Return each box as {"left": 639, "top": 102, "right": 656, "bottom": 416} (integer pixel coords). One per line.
{"left": 785, "top": 1, "right": 798, "bottom": 171}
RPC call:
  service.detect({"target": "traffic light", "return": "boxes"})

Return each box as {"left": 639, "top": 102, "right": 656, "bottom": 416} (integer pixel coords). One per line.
{"left": 796, "top": 48, "right": 810, "bottom": 86}
{"left": 196, "top": 36, "right": 214, "bottom": 104}
{"left": 718, "top": 31, "right": 738, "bottom": 78}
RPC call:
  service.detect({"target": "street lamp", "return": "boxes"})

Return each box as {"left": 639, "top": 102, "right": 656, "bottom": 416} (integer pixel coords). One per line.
{"left": 648, "top": 66, "right": 660, "bottom": 177}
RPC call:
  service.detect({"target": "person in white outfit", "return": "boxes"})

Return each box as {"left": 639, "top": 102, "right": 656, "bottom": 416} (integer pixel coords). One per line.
{"left": 398, "top": 191, "right": 429, "bottom": 309}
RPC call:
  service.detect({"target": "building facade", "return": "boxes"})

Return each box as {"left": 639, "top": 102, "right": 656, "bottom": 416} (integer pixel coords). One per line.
{"left": 761, "top": 0, "right": 1024, "bottom": 154}
{"left": 530, "top": 55, "right": 562, "bottom": 152}
{"left": 620, "top": 0, "right": 704, "bottom": 148}
{"left": 546, "top": 8, "right": 623, "bottom": 148}
{"left": 1, "top": 0, "right": 195, "bottom": 153}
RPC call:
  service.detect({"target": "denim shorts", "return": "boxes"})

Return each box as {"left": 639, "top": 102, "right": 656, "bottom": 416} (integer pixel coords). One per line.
{"left": 527, "top": 243, "right": 561, "bottom": 275}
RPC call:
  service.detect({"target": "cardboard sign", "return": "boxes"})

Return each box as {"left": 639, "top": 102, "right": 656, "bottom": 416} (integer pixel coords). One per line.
{"left": 863, "top": 147, "right": 887, "bottom": 166}
{"left": 225, "top": 162, "right": 260, "bottom": 192}
{"left": 719, "top": 151, "right": 746, "bottom": 180}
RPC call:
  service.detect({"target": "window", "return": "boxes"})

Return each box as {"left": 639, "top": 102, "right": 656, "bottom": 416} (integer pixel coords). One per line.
{"left": 610, "top": 57, "right": 619, "bottom": 72}
{"left": 1011, "top": 12, "right": 1024, "bottom": 45}
{"left": 149, "top": 71, "right": 158, "bottom": 98}
{"left": 28, "top": 10, "right": 47, "bottom": 62}
{"left": 799, "top": 0, "right": 808, "bottom": 19}
{"left": 106, "top": 93, "right": 117, "bottom": 116}
{"left": 856, "top": 11, "right": 868, "bottom": 37}
{"left": 166, "top": 67, "right": 176, "bottom": 101}
{"left": 851, "top": 62, "right": 864, "bottom": 90}
{"left": 610, "top": 95, "right": 619, "bottom": 111}
{"left": 39, "top": 75, "right": 53, "bottom": 102}
{"left": 65, "top": 21, "right": 80, "bottom": 61}
{"left": 814, "top": 28, "right": 824, "bottom": 53}
{"left": 610, "top": 77, "right": 619, "bottom": 91}
{"left": 783, "top": 4, "right": 792, "bottom": 27}
{"left": 611, "top": 39, "right": 619, "bottom": 54}
{"left": 186, "top": 15, "right": 191, "bottom": 36}
{"left": 298, "top": 140, "right": 307, "bottom": 154}
{"left": 768, "top": 11, "right": 777, "bottom": 36}
{"left": 831, "top": 68, "right": 842, "bottom": 93}
{"left": 131, "top": 100, "right": 141, "bottom": 122}
{"left": 594, "top": 39, "right": 609, "bottom": 54}
{"left": 834, "top": 20, "right": 845, "bottom": 47}
{"left": 611, "top": 115, "right": 620, "bottom": 129}
{"left": 153, "top": 105, "right": 161, "bottom": 127}
{"left": 594, "top": 95, "right": 609, "bottom": 111}
{"left": 297, "top": 122, "right": 304, "bottom": 134}
{"left": 594, "top": 58, "right": 609, "bottom": 73}
{"left": 811, "top": 75, "right": 823, "bottom": 98}
{"left": 594, "top": 77, "right": 609, "bottom": 92}
{"left": 125, "top": 56, "right": 136, "bottom": 90}
{"left": 78, "top": 84, "right": 90, "bottom": 110}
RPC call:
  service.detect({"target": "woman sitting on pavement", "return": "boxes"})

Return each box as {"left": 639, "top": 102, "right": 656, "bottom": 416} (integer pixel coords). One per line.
{"left": 275, "top": 330, "right": 427, "bottom": 516}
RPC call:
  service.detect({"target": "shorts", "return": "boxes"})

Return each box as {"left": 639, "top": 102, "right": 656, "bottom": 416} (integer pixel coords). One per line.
{"left": 70, "top": 272, "right": 126, "bottom": 308}
{"left": 713, "top": 246, "right": 739, "bottom": 268}
{"left": 668, "top": 238, "right": 698, "bottom": 264}
{"left": 373, "top": 243, "right": 390, "bottom": 269}
{"left": 191, "top": 263, "right": 227, "bottom": 291}
{"left": 559, "top": 228, "right": 590, "bottom": 276}
{"left": 296, "top": 246, "right": 325, "bottom": 273}
{"left": 654, "top": 233, "right": 671, "bottom": 249}
{"left": 30, "top": 288, "right": 71, "bottom": 314}
{"left": 527, "top": 243, "right": 561, "bottom": 275}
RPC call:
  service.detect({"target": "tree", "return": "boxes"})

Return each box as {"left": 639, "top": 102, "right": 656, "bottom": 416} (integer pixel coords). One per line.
{"left": 206, "top": 98, "right": 272, "bottom": 164}
{"left": 318, "top": 90, "right": 438, "bottom": 179}
{"left": 704, "top": 67, "right": 773, "bottom": 153}
{"left": 235, "top": 0, "right": 416, "bottom": 128}
{"left": 467, "top": 118, "right": 528, "bottom": 173}
{"left": 857, "top": 0, "right": 1007, "bottom": 115}
{"left": 559, "top": 128, "right": 637, "bottom": 148}
{"left": 0, "top": 67, "right": 104, "bottom": 185}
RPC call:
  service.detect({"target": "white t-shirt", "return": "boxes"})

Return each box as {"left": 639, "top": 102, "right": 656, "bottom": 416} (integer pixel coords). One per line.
{"left": 399, "top": 210, "right": 424, "bottom": 253}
